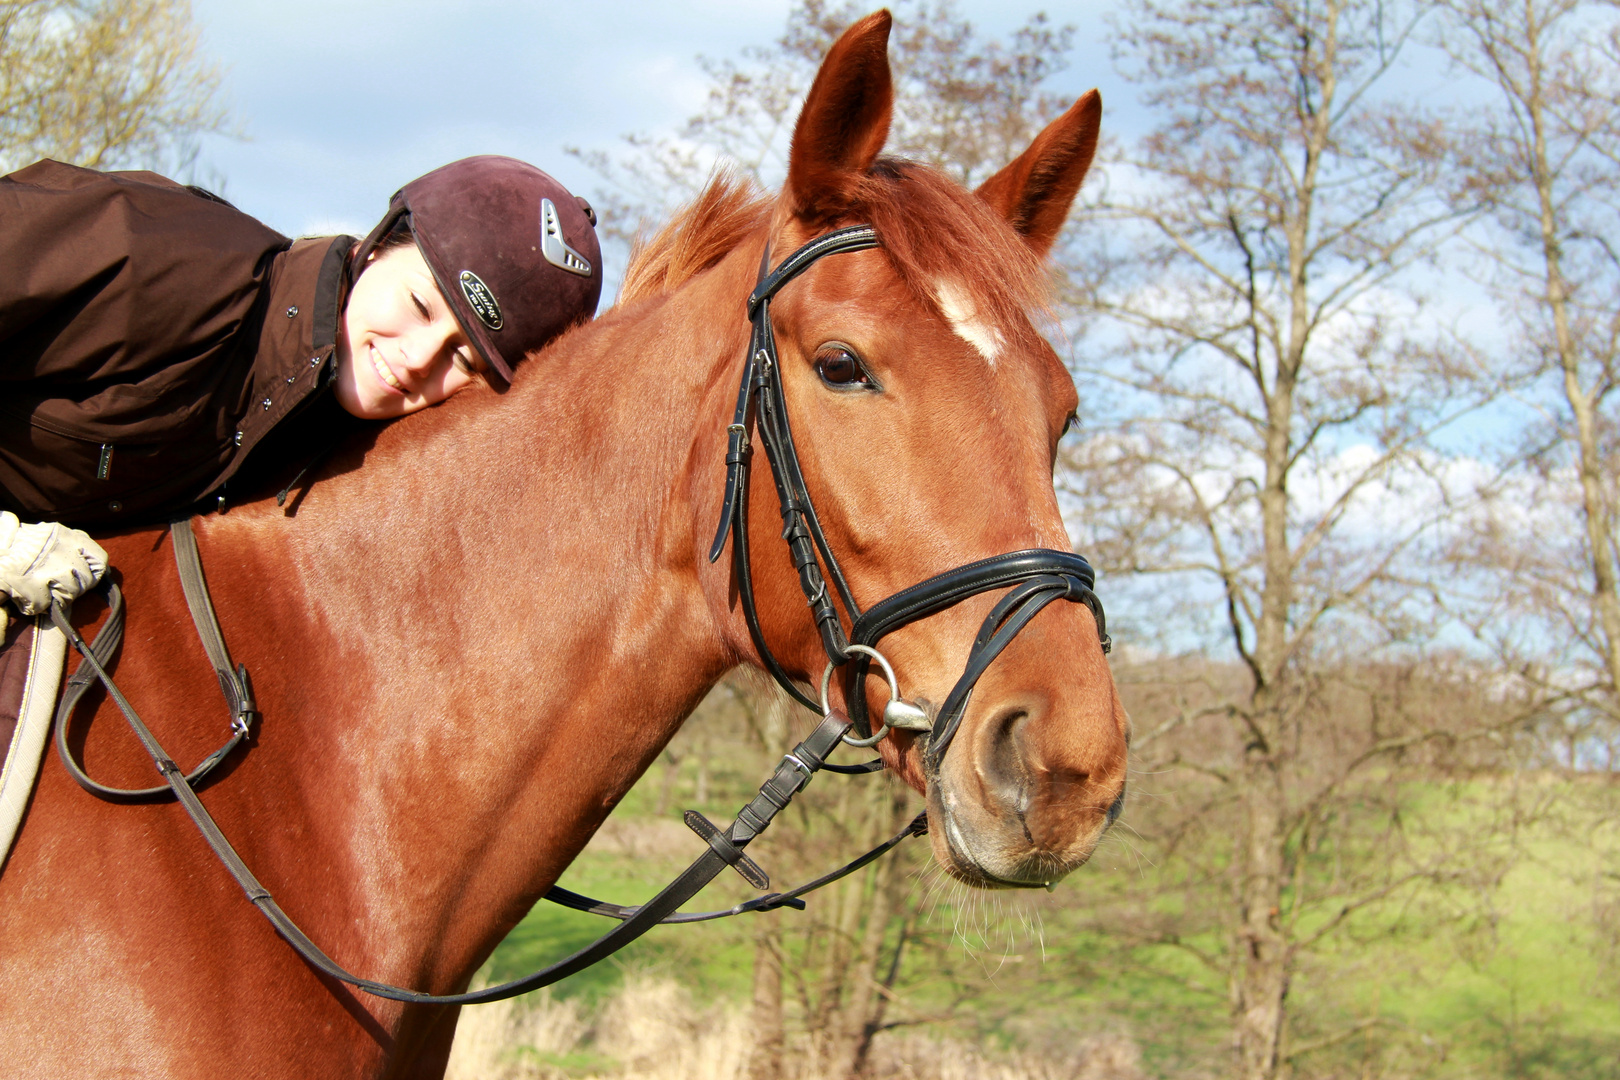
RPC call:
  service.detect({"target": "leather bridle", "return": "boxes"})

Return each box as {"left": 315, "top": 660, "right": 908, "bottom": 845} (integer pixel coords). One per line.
{"left": 46, "top": 223, "right": 1111, "bottom": 1006}
{"left": 711, "top": 224, "right": 1109, "bottom": 770}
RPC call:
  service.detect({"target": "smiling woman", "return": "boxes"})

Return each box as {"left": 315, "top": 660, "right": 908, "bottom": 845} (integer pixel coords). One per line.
{"left": 335, "top": 240, "right": 485, "bottom": 420}
{"left": 0, "top": 154, "right": 602, "bottom": 531}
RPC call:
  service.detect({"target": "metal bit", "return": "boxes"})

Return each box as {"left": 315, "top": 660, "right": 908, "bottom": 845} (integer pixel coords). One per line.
{"left": 883, "top": 698, "right": 933, "bottom": 732}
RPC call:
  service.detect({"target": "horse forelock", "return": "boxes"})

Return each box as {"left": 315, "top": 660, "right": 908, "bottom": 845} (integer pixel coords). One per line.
{"left": 852, "top": 158, "right": 1051, "bottom": 361}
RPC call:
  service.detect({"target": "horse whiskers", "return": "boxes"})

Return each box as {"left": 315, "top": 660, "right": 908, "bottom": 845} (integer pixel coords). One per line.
{"left": 1024, "top": 848, "right": 1071, "bottom": 880}
{"left": 1102, "top": 818, "right": 1158, "bottom": 876}
{"left": 912, "top": 860, "right": 959, "bottom": 925}
{"left": 912, "top": 863, "right": 1054, "bottom": 973}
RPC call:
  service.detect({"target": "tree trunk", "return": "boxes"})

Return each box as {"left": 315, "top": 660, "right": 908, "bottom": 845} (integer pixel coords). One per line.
{"left": 654, "top": 748, "right": 683, "bottom": 816}
{"left": 747, "top": 924, "right": 785, "bottom": 1080}
{"left": 808, "top": 782, "right": 912, "bottom": 1079}
{"left": 1521, "top": 22, "right": 1620, "bottom": 708}
{"left": 1223, "top": 14, "right": 1345, "bottom": 1072}
{"left": 695, "top": 729, "right": 711, "bottom": 806}
{"left": 849, "top": 921, "right": 907, "bottom": 1078}
{"left": 1231, "top": 737, "right": 1289, "bottom": 1080}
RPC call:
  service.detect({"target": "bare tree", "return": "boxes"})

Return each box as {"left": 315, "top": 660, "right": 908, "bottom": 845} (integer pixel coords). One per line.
{"left": 1437, "top": 0, "right": 1620, "bottom": 760}
{"left": 0, "top": 0, "right": 226, "bottom": 173}
{"left": 570, "top": 0, "right": 1076, "bottom": 248}
{"left": 1058, "top": 0, "right": 1506, "bottom": 1076}
{"left": 1055, "top": 653, "right": 1550, "bottom": 1078}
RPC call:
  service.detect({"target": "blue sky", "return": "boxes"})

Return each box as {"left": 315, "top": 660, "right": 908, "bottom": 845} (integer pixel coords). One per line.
{"left": 188, "top": 1, "right": 1121, "bottom": 240}
{"left": 180, "top": 1, "right": 1538, "bottom": 662}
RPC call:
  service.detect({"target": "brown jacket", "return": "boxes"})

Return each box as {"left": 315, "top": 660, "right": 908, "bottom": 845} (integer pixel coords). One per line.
{"left": 0, "top": 160, "right": 354, "bottom": 528}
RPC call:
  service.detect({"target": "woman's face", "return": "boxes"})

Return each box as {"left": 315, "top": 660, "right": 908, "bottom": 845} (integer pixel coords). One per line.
{"left": 334, "top": 243, "right": 485, "bottom": 419}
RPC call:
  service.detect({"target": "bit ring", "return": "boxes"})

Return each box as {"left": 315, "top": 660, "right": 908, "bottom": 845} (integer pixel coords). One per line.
{"left": 821, "top": 644, "right": 901, "bottom": 747}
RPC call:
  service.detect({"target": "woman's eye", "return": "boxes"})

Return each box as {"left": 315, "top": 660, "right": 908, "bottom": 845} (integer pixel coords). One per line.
{"left": 815, "top": 345, "right": 870, "bottom": 388}
{"left": 411, "top": 293, "right": 430, "bottom": 319}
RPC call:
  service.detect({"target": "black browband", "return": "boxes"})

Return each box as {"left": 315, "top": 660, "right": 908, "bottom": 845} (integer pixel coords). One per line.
{"left": 48, "top": 223, "right": 1109, "bottom": 1006}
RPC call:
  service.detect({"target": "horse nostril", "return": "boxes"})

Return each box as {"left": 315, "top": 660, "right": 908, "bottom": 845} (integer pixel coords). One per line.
{"left": 983, "top": 707, "right": 1030, "bottom": 810}
{"left": 1106, "top": 782, "right": 1127, "bottom": 827}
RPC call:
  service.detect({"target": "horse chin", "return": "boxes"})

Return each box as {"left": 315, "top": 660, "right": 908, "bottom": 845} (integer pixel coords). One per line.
{"left": 922, "top": 727, "right": 1126, "bottom": 890}
{"left": 923, "top": 786, "right": 1091, "bottom": 889}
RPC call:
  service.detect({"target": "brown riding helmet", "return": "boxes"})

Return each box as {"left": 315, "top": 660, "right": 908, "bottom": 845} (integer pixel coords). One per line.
{"left": 353, "top": 155, "right": 603, "bottom": 388}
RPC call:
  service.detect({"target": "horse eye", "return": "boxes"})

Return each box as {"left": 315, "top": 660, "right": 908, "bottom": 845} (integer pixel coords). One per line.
{"left": 815, "top": 345, "right": 869, "bottom": 388}
{"left": 1062, "top": 411, "right": 1078, "bottom": 437}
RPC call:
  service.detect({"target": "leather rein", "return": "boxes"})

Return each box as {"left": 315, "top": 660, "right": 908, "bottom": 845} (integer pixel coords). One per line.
{"left": 48, "top": 223, "right": 1109, "bottom": 1006}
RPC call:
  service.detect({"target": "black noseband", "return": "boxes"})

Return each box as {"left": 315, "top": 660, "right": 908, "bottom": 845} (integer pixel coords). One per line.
{"left": 708, "top": 225, "right": 1111, "bottom": 767}
{"left": 850, "top": 550, "right": 1108, "bottom": 767}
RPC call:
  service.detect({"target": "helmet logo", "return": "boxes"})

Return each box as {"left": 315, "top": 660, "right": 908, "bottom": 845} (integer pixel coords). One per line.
{"left": 458, "top": 271, "right": 504, "bottom": 331}
{"left": 540, "top": 198, "right": 594, "bottom": 278}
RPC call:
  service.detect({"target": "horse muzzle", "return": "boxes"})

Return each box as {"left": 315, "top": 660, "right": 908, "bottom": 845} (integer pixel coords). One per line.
{"left": 884, "top": 577, "right": 1128, "bottom": 888}
{"left": 925, "top": 693, "right": 1128, "bottom": 889}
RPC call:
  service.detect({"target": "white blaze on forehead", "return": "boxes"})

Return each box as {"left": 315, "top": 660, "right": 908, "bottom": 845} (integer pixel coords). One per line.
{"left": 934, "top": 279, "right": 1004, "bottom": 366}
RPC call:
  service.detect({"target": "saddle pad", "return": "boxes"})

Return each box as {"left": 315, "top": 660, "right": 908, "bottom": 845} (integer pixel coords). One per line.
{"left": 0, "top": 617, "right": 32, "bottom": 764}
{"left": 0, "top": 614, "right": 66, "bottom": 871}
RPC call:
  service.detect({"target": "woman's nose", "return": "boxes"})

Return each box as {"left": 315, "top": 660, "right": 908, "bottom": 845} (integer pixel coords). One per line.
{"left": 401, "top": 322, "right": 458, "bottom": 375}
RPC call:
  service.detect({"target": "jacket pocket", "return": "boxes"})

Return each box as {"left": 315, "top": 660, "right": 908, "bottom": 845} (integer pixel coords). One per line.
{"left": 0, "top": 404, "right": 228, "bottom": 528}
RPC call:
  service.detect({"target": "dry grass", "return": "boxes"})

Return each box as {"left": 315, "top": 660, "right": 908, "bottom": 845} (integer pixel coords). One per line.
{"left": 445, "top": 976, "right": 1146, "bottom": 1080}
{"left": 445, "top": 978, "right": 747, "bottom": 1080}
{"left": 585, "top": 818, "right": 694, "bottom": 858}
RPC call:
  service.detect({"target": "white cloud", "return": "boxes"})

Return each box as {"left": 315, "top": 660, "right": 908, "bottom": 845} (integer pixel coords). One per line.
{"left": 185, "top": 0, "right": 1124, "bottom": 238}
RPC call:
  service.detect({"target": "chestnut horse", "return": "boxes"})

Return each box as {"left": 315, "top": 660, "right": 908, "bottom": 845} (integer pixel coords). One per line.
{"left": 0, "top": 11, "right": 1126, "bottom": 1078}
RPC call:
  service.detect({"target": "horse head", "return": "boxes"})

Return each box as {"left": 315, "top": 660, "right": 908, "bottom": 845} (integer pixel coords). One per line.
{"left": 694, "top": 11, "right": 1128, "bottom": 889}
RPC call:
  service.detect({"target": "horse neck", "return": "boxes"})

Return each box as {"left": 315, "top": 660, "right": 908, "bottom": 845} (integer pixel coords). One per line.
{"left": 291, "top": 241, "right": 764, "bottom": 697}
{"left": 208, "top": 238, "right": 764, "bottom": 994}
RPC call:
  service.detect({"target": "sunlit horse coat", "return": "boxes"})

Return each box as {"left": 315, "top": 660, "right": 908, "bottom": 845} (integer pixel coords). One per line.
{"left": 0, "top": 159, "right": 354, "bottom": 528}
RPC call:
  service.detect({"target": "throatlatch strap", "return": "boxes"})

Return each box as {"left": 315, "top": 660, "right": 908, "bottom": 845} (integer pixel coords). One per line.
{"left": 710, "top": 227, "right": 882, "bottom": 711}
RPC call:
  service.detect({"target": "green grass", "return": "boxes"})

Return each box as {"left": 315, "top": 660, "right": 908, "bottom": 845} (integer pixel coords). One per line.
{"left": 487, "top": 830, "right": 762, "bottom": 1004}
{"left": 514, "top": 1047, "right": 622, "bottom": 1076}
{"left": 486, "top": 706, "right": 1620, "bottom": 1078}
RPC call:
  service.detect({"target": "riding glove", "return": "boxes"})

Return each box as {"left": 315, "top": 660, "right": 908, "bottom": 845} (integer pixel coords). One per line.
{"left": 0, "top": 512, "right": 107, "bottom": 630}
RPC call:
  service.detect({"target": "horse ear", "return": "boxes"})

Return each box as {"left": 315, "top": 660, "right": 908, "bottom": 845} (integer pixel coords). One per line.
{"left": 976, "top": 90, "right": 1102, "bottom": 258}
{"left": 784, "top": 10, "right": 894, "bottom": 222}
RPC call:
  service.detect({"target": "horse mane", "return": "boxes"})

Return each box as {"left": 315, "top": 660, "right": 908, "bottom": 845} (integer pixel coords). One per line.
{"left": 618, "top": 169, "right": 770, "bottom": 305}
{"left": 618, "top": 159, "right": 1051, "bottom": 354}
